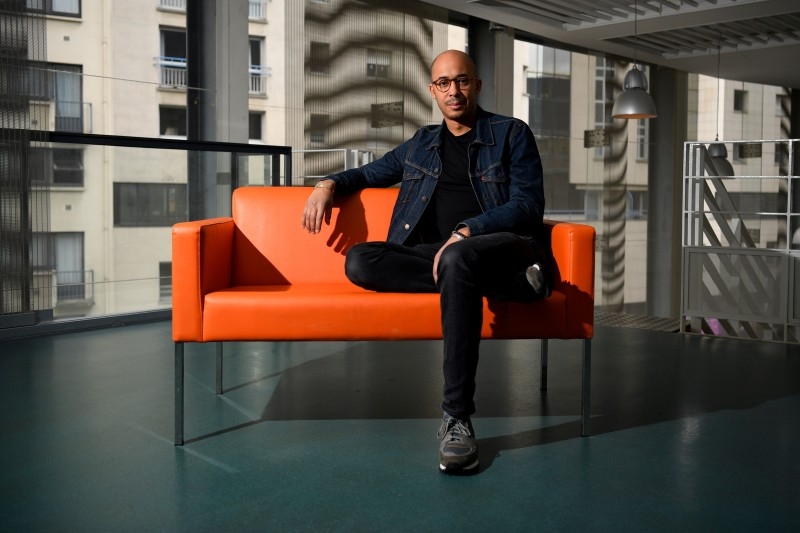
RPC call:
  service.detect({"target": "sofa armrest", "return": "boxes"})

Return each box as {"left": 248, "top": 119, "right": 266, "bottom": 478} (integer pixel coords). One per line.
{"left": 172, "top": 218, "right": 235, "bottom": 342}
{"left": 546, "top": 220, "right": 596, "bottom": 338}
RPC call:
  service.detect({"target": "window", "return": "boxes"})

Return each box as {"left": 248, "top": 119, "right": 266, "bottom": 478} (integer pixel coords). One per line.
{"left": 54, "top": 64, "right": 82, "bottom": 131}
{"left": 310, "top": 114, "right": 328, "bottom": 144}
{"left": 159, "top": 262, "right": 172, "bottom": 302}
{"left": 594, "top": 57, "right": 615, "bottom": 158}
{"left": 627, "top": 191, "right": 648, "bottom": 220}
{"left": 26, "top": 0, "right": 81, "bottom": 17}
{"left": 159, "top": 106, "right": 186, "bottom": 136}
{"left": 733, "top": 89, "right": 747, "bottom": 112}
{"left": 25, "top": 63, "right": 84, "bottom": 131}
{"left": 29, "top": 148, "right": 84, "bottom": 186}
{"left": 367, "top": 49, "right": 390, "bottom": 78}
{"left": 31, "top": 232, "right": 86, "bottom": 300}
{"left": 159, "top": 28, "right": 187, "bottom": 87}
{"left": 249, "top": 37, "right": 266, "bottom": 95}
{"left": 310, "top": 42, "right": 330, "bottom": 74}
{"left": 776, "top": 94, "right": 789, "bottom": 117}
{"left": 370, "top": 102, "right": 403, "bottom": 128}
{"left": 636, "top": 119, "right": 648, "bottom": 160}
{"left": 113, "top": 183, "right": 187, "bottom": 227}
{"left": 249, "top": 112, "right": 263, "bottom": 141}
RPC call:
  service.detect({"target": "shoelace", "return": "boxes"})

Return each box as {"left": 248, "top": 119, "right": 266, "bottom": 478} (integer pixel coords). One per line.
{"left": 439, "top": 418, "right": 471, "bottom": 441}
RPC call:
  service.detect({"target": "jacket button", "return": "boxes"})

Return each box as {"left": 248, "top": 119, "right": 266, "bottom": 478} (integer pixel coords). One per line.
{"left": 404, "top": 223, "right": 410, "bottom": 230}
{"left": 421, "top": 196, "right": 427, "bottom": 202}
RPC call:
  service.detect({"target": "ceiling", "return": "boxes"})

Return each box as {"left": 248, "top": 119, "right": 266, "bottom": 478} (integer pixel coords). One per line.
{"left": 421, "top": 0, "right": 800, "bottom": 89}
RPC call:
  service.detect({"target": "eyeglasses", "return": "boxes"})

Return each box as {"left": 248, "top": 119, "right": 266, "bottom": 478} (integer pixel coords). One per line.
{"left": 431, "top": 76, "right": 475, "bottom": 93}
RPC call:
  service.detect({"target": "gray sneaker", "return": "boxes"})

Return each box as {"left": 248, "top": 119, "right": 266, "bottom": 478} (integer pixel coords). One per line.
{"left": 437, "top": 414, "right": 479, "bottom": 474}
{"left": 525, "top": 263, "right": 551, "bottom": 298}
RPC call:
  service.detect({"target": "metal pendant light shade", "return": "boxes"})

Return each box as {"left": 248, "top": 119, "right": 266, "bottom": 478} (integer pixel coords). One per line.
{"left": 612, "top": 65, "right": 657, "bottom": 119}
{"left": 708, "top": 140, "right": 734, "bottom": 176}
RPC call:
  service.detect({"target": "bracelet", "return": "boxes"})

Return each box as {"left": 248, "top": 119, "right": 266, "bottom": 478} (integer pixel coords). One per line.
{"left": 451, "top": 230, "right": 469, "bottom": 240}
{"left": 314, "top": 181, "right": 335, "bottom": 192}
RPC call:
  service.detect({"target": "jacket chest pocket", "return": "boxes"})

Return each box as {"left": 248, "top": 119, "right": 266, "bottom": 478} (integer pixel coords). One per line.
{"left": 397, "top": 170, "right": 425, "bottom": 205}
{"left": 478, "top": 165, "right": 508, "bottom": 205}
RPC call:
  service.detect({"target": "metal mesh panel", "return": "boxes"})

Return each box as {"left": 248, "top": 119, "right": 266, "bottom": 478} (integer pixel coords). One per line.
{"left": 0, "top": 1, "right": 50, "bottom": 321}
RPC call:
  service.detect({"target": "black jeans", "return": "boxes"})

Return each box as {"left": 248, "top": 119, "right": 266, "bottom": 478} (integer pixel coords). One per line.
{"left": 344, "top": 232, "right": 548, "bottom": 419}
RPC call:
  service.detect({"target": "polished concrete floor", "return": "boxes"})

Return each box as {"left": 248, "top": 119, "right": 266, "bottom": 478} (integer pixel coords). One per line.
{"left": 1, "top": 320, "right": 798, "bottom": 532}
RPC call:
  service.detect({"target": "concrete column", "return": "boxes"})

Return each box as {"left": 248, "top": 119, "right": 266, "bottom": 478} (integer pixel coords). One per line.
{"left": 186, "top": 0, "right": 248, "bottom": 219}
{"left": 646, "top": 66, "right": 689, "bottom": 318}
{"left": 467, "top": 18, "right": 514, "bottom": 115}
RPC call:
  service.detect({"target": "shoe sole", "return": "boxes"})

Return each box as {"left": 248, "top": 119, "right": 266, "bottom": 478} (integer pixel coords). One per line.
{"left": 439, "top": 459, "right": 479, "bottom": 475}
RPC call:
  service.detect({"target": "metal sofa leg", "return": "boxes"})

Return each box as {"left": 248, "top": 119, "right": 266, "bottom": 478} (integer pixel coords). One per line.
{"left": 581, "top": 338, "right": 592, "bottom": 437}
{"left": 175, "top": 342, "right": 184, "bottom": 445}
{"left": 216, "top": 342, "right": 223, "bottom": 395}
{"left": 540, "top": 338, "right": 549, "bottom": 391}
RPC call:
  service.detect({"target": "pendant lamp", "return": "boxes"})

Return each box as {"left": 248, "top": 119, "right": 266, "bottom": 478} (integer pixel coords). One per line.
{"left": 612, "top": 0, "right": 657, "bottom": 119}
{"left": 708, "top": 33, "right": 734, "bottom": 176}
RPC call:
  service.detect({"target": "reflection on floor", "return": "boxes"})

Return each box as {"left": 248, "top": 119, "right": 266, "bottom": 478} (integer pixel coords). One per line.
{"left": 1, "top": 320, "right": 798, "bottom": 531}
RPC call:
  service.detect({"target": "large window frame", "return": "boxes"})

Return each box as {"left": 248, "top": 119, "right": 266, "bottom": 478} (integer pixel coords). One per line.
{"left": 113, "top": 183, "right": 188, "bottom": 227}
{"left": 26, "top": 0, "right": 81, "bottom": 18}
{"left": 30, "top": 147, "right": 84, "bottom": 187}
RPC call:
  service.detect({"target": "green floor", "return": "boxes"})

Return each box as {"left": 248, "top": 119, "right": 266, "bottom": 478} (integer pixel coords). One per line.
{"left": 1, "top": 321, "right": 798, "bottom": 531}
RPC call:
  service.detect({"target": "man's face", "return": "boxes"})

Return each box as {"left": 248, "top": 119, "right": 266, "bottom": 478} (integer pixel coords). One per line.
{"left": 429, "top": 52, "right": 481, "bottom": 125}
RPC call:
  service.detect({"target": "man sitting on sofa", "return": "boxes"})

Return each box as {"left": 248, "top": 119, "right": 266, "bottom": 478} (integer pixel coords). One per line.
{"left": 301, "top": 49, "right": 550, "bottom": 474}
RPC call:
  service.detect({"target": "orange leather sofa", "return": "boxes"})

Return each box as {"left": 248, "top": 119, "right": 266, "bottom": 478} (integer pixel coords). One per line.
{"left": 172, "top": 186, "right": 596, "bottom": 445}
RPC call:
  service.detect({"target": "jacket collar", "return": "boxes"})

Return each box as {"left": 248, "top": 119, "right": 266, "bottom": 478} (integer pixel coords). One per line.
{"left": 425, "top": 107, "right": 495, "bottom": 150}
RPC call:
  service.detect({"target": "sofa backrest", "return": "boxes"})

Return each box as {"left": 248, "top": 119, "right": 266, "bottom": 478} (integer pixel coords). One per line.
{"left": 231, "top": 186, "right": 397, "bottom": 286}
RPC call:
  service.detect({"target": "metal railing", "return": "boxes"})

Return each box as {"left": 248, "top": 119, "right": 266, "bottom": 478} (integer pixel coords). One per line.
{"left": 158, "top": 0, "right": 263, "bottom": 19}
{"left": 681, "top": 139, "right": 799, "bottom": 343}
{"left": 292, "top": 148, "right": 375, "bottom": 183}
{"left": 249, "top": 1, "right": 266, "bottom": 21}
{"left": 249, "top": 65, "right": 270, "bottom": 95}
{"left": 0, "top": 128, "right": 293, "bottom": 333}
{"left": 156, "top": 57, "right": 187, "bottom": 88}
{"left": 55, "top": 270, "right": 94, "bottom": 302}
{"left": 158, "top": 0, "right": 185, "bottom": 11}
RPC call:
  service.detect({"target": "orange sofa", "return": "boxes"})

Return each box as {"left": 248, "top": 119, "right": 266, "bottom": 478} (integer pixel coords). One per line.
{"left": 172, "top": 186, "right": 596, "bottom": 445}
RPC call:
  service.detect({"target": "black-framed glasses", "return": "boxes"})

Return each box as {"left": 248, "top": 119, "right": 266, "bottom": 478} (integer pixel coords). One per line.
{"left": 431, "top": 76, "right": 475, "bottom": 92}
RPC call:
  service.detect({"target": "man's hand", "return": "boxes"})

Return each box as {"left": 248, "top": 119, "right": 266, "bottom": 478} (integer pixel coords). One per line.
{"left": 433, "top": 228, "right": 470, "bottom": 283}
{"left": 301, "top": 181, "right": 335, "bottom": 234}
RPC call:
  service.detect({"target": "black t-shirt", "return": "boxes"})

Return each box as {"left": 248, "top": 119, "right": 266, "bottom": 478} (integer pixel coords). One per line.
{"left": 412, "top": 128, "right": 483, "bottom": 244}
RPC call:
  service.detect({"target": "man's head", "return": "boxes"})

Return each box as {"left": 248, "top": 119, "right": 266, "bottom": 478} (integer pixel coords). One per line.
{"left": 429, "top": 50, "right": 482, "bottom": 131}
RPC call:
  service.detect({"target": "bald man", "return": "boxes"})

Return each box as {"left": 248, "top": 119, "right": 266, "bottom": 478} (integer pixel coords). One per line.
{"left": 302, "top": 50, "right": 549, "bottom": 474}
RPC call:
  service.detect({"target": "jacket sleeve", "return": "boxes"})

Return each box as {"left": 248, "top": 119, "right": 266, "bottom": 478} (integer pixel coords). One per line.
{"left": 324, "top": 138, "right": 411, "bottom": 193}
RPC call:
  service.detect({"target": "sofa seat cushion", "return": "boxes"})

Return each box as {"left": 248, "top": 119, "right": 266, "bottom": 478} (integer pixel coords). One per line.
{"left": 201, "top": 283, "right": 568, "bottom": 341}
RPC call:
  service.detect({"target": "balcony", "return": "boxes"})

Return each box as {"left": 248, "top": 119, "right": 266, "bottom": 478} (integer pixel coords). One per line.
{"left": 158, "top": 0, "right": 185, "bottom": 11}
{"left": 249, "top": 65, "right": 271, "bottom": 96}
{"left": 249, "top": 1, "right": 267, "bottom": 21}
{"left": 157, "top": 57, "right": 187, "bottom": 89}
{"left": 157, "top": 0, "right": 264, "bottom": 19}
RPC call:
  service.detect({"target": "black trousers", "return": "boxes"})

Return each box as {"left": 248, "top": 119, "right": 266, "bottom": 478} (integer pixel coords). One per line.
{"left": 344, "top": 232, "right": 548, "bottom": 418}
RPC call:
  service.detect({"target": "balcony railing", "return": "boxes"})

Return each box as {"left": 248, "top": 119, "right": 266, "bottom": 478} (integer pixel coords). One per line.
{"left": 56, "top": 270, "right": 94, "bottom": 302}
{"left": 158, "top": 0, "right": 263, "bottom": 19}
{"left": 157, "top": 57, "right": 187, "bottom": 88}
{"left": 249, "top": 65, "right": 271, "bottom": 95}
{"left": 55, "top": 101, "right": 92, "bottom": 133}
{"left": 159, "top": 0, "right": 185, "bottom": 11}
{"left": 249, "top": 1, "right": 266, "bottom": 21}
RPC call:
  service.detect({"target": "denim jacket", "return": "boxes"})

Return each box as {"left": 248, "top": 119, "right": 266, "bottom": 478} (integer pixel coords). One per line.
{"left": 327, "top": 107, "right": 544, "bottom": 245}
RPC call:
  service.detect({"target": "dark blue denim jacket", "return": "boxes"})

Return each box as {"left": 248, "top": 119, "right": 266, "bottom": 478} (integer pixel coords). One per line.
{"left": 327, "top": 107, "right": 544, "bottom": 244}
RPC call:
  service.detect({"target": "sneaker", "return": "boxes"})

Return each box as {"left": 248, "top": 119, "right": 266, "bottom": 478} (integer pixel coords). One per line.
{"left": 437, "top": 414, "right": 479, "bottom": 474}
{"left": 525, "top": 263, "right": 551, "bottom": 298}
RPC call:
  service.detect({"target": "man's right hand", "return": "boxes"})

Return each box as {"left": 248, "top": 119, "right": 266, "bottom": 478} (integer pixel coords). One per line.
{"left": 301, "top": 180, "right": 335, "bottom": 234}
